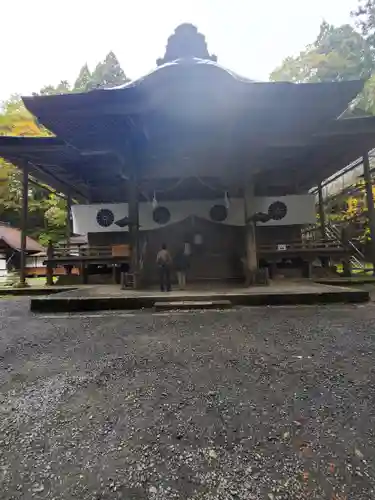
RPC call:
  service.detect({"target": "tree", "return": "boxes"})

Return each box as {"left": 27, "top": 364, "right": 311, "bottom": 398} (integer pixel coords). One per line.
{"left": 355, "top": 73, "right": 375, "bottom": 113}
{"left": 353, "top": 1, "right": 375, "bottom": 43}
{"left": 74, "top": 64, "right": 92, "bottom": 93}
{"left": 0, "top": 51, "right": 130, "bottom": 244}
{"left": 90, "top": 51, "right": 129, "bottom": 89}
{"left": 270, "top": 21, "right": 373, "bottom": 83}
{"left": 40, "top": 194, "right": 67, "bottom": 245}
{"left": 0, "top": 95, "right": 45, "bottom": 137}
{"left": 39, "top": 80, "right": 71, "bottom": 96}
{"left": 33, "top": 52, "right": 128, "bottom": 94}
{"left": 0, "top": 95, "right": 64, "bottom": 243}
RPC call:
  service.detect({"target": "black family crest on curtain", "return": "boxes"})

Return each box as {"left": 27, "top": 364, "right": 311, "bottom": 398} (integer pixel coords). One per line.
{"left": 268, "top": 201, "right": 287, "bottom": 220}
{"left": 156, "top": 23, "right": 217, "bottom": 66}
{"left": 247, "top": 201, "right": 288, "bottom": 224}
{"left": 96, "top": 208, "right": 115, "bottom": 228}
{"left": 96, "top": 208, "right": 132, "bottom": 229}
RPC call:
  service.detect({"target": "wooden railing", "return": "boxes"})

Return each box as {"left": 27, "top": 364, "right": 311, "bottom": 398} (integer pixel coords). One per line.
{"left": 258, "top": 239, "right": 345, "bottom": 253}
{"left": 44, "top": 243, "right": 132, "bottom": 286}
{"left": 49, "top": 244, "right": 131, "bottom": 259}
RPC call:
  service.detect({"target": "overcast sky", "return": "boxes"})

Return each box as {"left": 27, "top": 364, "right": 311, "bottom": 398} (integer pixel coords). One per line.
{"left": 0, "top": 0, "right": 357, "bottom": 101}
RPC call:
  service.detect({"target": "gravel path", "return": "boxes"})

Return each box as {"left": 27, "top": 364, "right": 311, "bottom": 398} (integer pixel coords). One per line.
{"left": 1, "top": 300, "right": 375, "bottom": 499}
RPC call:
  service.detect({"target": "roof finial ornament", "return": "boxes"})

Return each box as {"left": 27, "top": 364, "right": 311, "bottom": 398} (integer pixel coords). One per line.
{"left": 156, "top": 23, "right": 217, "bottom": 66}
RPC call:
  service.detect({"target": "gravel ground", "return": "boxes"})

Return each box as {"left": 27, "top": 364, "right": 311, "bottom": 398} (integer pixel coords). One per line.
{"left": 1, "top": 300, "right": 375, "bottom": 499}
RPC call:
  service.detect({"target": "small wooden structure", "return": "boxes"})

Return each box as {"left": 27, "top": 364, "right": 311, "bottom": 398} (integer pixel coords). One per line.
{"left": 44, "top": 242, "right": 130, "bottom": 285}
{"left": 1, "top": 24, "right": 375, "bottom": 286}
{"left": 0, "top": 223, "right": 44, "bottom": 279}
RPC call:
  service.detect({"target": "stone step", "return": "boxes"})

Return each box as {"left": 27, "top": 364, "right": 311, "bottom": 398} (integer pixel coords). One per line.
{"left": 154, "top": 300, "right": 232, "bottom": 311}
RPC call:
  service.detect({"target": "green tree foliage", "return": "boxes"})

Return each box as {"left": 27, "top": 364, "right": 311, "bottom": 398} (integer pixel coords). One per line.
{"left": 0, "top": 100, "right": 67, "bottom": 244}
{"left": 39, "top": 194, "right": 67, "bottom": 246}
{"left": 353, "top": 1, "right": 375, "bottom": 42}
{"left": 351, "top": 1, "right": 375, "bottom": 114}
{"left": 74, "top": 64, "right": 92, "bottom": 92}
{"left": 90, "top": 51, "right": 129, "bottom": 89}
{"left": 33, "top": 52, "right": 128, "bottom": 95}
{"left": 0, "top": 95, "right": 45, "bottom": 136}
{"left": 270, "top": 18, "right": 375, "bottom": 117}
{"left": 0, "top": 51, "right": 129, "bottom": 246}
{"left": 270, "top": 21, "right": 373, "bottom": 83}
{"left": 39, "top": 80, "right": 72, "bottom": 96}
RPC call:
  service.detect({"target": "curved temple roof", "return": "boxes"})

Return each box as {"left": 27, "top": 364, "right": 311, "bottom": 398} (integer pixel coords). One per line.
{"left": 23, "top": 57, "right": 364, "bottom": 118}
{"left": 21, "top": 58, "right": 367, "bottom": 177}
{"left": 0, "top": 54, "right": 372, "bottom": 201}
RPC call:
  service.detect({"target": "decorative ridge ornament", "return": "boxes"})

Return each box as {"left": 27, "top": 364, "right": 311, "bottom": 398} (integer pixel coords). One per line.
{"left": 224, "top": 191, "right": 230, "bottom": 209}
{"left": 157, "top": 23, "right": 217, "bottom": 66}
{"left": 152, "top": 191, "right": 158, "bottom": 209}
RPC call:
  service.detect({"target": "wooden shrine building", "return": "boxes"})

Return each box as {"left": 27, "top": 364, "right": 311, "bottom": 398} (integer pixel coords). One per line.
{"left": 2, "top": 23, "right": 375, "bottom": 287}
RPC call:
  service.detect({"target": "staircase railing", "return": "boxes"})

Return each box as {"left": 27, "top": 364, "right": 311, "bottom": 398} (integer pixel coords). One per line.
{"left": 326, "top": 222, "right": 366, "bottom": 270}
{"left": 303, "top": 222, "right": 366, "bottom": 270}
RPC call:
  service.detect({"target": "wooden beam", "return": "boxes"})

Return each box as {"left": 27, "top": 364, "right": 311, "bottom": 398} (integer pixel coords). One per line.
{"left": 27, "top": 162, "right": 88, "bottom": 201}
{"left": 19, "top": 162, "right": 29, "bottom": 286}
{"left": 28, "top": 177, "right": 74, "bottom": 201}
{"left": 0, "top": 136, "right": 67, "bottom": 151}
{"left": 244, "top": 181, "right": 258, "bottom": 284}
{"left": 317, "top": 182, "right": 327, "bottom": 240}
{"left": 66, "top": 193, "right": 72, "bottom": 244}
{"left": 128, "top": 158, "right": 140, "bottom": 289}
{"left": 321, "top": 117, "right": 375, "bottom": 136}
{"left": 363, "top": 151, "right": 375, "bottom": 275}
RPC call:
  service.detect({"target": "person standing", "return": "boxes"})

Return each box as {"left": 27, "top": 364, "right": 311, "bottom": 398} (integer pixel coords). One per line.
{"left": 174, "top": 246, "right": 189, "bottom": 289}
{"left": 156, "top": 243, "right": 172, "bottom": 291}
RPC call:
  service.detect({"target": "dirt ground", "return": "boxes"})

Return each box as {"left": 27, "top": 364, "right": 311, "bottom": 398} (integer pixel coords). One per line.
{"left": 1, "top": 299, "right": 375, "bottom": 499}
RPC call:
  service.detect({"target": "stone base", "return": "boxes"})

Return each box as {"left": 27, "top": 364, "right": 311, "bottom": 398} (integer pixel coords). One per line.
{"left": 341, "top": 260, "right": 352, "bottom": 278}
{"left": 311, "top": 265, "right": 340, "bottom": 279}
{"left": 12, "top": 281, "right": 30, "bottom": 289}
{"left": 29, "top": 283, "right": 370, "bottom": 313}
{"left": 246, "top": 268, "right": 269, "bottom": 286}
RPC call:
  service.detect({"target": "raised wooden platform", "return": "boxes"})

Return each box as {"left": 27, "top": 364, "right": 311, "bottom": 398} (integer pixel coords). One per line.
{"left": 0, "top": 286, "right": 76, "bottom": 296}
{"left": 315, "top": 277, "right": 375, "bottom": 285}
{"left": 29, "top": 282, "right": 370, "bottom": 312}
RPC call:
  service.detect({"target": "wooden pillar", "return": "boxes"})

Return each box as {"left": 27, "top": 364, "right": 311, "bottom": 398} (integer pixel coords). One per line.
{"left": 317, "top": 182, "right": 326, "bottom": 240}
{"left": 19, "top": 162, "right": 29, "bottom": 287}
{"left": 66, "top": 193, "right": 72, "bottom": 246}
{"left": 317, "top": 182, "right": 329, "bottom": 268}
{"left": 128, "top": 168, "right": 140, "bottom": 289}
{"left": 78, "top": 245, "right": 88, "bottom": 284}
{"left": 342, "top": 259, "right": 352, "bottom": 277}
{"left": 244, "top": 181, "right": 258, "bottom": 285}
{"left": 363, "top": 151, "right": 375, "bottom": 275}
{"left": 46, "top": 240, "right": 54, "bottom": 286}
{"left": 81, "top": 265, "right": 88, "bottom": 284}
{"left": 340, "top": 227, "right": 352, "bottom": 277}
{"left": 302, "top": 260, "right": 313, "bottom": 279}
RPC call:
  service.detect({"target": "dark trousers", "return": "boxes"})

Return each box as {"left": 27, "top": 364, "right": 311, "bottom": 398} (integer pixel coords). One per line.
{"left": 159, "top": 265, "right": 171, "bottom": 291}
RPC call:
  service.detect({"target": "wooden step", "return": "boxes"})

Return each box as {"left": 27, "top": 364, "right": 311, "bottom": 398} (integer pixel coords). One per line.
{"left": 154, "top": 300, "right": 232, "bottom": 311}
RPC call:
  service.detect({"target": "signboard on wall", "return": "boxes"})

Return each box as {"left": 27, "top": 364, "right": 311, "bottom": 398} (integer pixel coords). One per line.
{"left": 71, "top": 195, "right": 316, "bottom": 234}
